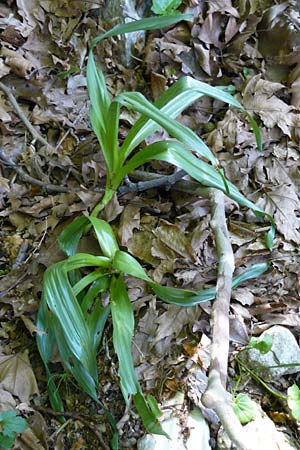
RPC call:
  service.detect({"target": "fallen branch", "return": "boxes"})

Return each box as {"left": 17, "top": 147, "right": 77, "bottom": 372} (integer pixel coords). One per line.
{"left": 0, "top": 81, "right": 50, "bottom": 148}
{"left": 201, "top": 188, "right": 257, "bottom": 450}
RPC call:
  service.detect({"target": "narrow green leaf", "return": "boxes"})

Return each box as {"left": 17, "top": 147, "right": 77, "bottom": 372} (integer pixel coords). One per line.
{"left": 116, "top": 140, "right": 267, "bottom": 217}
{"left": 115, "top": 92, "right": 216, "bottom": 164}
{"left": 110, "top": 275, "right": 139, "bottom": 401}
{"left": 133, "top": 393, "right": 167, "bottom": 437}
{"left": 72, "top": 271, "right": 108, "bottom": 297}
{"left": 87, "top": 51, "right": 110, "bottom": 129}
{"left": 113, "top": 251, "right": 269, "bottom": 306}
{"left": 119, "top": 76, "right": 260, "bottom": 163}
{"left": 265, "top": 221, "right": 275, "bottom": 251}
{"left": 91, "top": 15, "right": 193, "bottom": 48}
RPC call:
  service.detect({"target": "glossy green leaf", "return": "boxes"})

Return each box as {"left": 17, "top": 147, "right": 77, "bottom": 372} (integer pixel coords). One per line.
{"left": 116, "top": 140, "right": 267, "bottom": 217}
{"left": 133, "top": 392, "right": 167, "bottom": 437}
{"left": 88, "top": 217, "right": 119, "bottom": 258}
{"left": 58, "top": 216, "right": 89, "bottom": 256}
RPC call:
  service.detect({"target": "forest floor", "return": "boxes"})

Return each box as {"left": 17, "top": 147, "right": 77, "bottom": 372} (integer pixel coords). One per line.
{"left": 0, "top": 1, "right": 300, "bottom": 449}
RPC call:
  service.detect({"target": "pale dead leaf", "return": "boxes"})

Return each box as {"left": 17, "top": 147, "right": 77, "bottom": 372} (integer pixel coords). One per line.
{"left": 0, "top": 388, "right": 16, "bottom": 411}
{"left": 0, "top": 351, "right": 39, "bottom": 402}
{"left": 242, "top": 75, "right": 300, "bottom": 139}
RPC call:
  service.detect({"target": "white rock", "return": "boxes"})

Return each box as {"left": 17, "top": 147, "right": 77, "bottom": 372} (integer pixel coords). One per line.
{"left": 137, "top": 392, "right": 211, "bottom": 450}
{"left": 217, "top": 402, "right": 298, "bottom": 450}
{"left": 241, "top": 326, "right": 300, "bottom": 380}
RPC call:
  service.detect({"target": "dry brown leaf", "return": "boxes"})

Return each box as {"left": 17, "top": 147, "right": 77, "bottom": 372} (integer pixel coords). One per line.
{"left": 242, "top": 75, "right": 300, "bottom": 140}
{"left": 153, "top": 305, "right": 200, "bottom": 344}
{"left": 118, "top": 204, "right": 140, "bottom": 246}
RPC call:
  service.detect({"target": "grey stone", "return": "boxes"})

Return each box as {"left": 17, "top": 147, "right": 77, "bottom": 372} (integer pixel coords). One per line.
{"left": 241, "top": 326, "right": 300, "bottom": 381}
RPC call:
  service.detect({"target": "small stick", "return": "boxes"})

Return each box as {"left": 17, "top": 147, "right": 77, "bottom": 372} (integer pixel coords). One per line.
{"left": 34, "top": 406, "right": 110, "bottom": 450}
{"left": 0, "top": 81, "right": 50, "bottom": 148}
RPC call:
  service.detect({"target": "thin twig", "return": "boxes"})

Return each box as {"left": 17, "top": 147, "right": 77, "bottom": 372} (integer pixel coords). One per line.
{"left": 0, "top": 148, "right": 104, "bottom": 195}
{"left": 0, "top": 81, "right": 50, "bottom": 148}
{"left": 34, "top": 406, "right": 110, "bottom": 450}
{"left": 201, "top": 188, "right": 257, "bottom": 450}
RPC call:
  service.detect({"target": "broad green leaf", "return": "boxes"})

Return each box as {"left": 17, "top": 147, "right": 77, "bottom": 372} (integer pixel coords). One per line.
{"left": 52, "top": 314, "right": 99, "bottom": 400}
{"left": 91, "top": 15, "right": 193, "bottom": 48}
{"left": 0, "top": 434, "right": 15, "bottom": 449}
{"left": 287, "top": 384, "right": 300, "bottom": 421}
{"left": 58, "top": 216, "right": 89, "bottom": 256}
{"left": 249, "top": 333, "right": 273, "bottom": 354}
{"left": 0, "top": 410, "right": 28, "bottom": 434}
{"left": 43, "top": 261, "right": 96, "bottom": 376}
{"left": 233, "top": 394, "right": 255, "bottom": 424}
{"left": 88, "top": 217, "right": 119, "bottom": 258}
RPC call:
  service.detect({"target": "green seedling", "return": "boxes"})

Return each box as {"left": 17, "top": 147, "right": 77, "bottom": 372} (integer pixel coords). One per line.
{"left": 151, "top": 0, "right": 183, "bottom": 16}
{"left": 37, "top": 14, "right": 275, "bottom": 448}
{"left": 0, "top": 410, "right": 28, "bottom": 449}
{"left": 234, "top": 335, "right": 300, "bottom": 423}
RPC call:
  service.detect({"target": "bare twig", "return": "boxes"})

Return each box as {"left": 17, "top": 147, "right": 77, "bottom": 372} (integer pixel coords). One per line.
{"left": 0, "top": 81, "right": 50, "bottom": 148}
{"left": 120, "top": 169, "right": 210, "bottom": 198}
{"left": 34, "top": 406, "right": 110, "bottom": 450}
{"left": 119, "top": 169, "right": 187, "bottom": 194}
{"left": 201, "top": 188, "right": 257, "bottom": 450}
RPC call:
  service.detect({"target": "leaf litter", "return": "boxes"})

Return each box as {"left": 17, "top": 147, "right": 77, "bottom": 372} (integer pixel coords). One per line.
{"left": 0, "top": 0, "right": 300, "bottom": 448}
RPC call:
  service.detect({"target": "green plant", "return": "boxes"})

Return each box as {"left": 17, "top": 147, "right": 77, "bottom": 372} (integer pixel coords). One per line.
{"left": 0, "top": 410, "right": 28, "bottom": 449}
{"left": 234, "top": 334, "right": 300, "bottom": 423}
{"left": 36, "top": 14, "right": 275, "bottom": 448}
{"left": 151, "top": 0, "right": 183, "bottom": 16}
